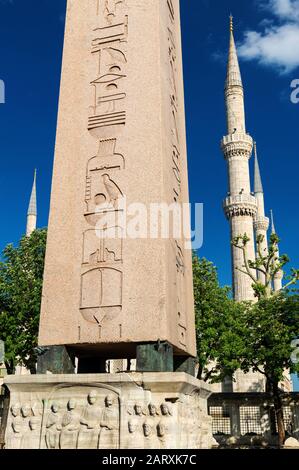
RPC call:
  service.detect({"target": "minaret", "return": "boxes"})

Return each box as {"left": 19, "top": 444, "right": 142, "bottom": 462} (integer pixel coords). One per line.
{"left": 222, "top": 16, "right": 257, "bottom": 301}
{"left": 26, "top": 169, "right": 37, "bottom": 236}
{"left": 270, "top": 210, "right": 283, "bottom": 291}
{"left": 253, "top": 142, "right": 269, "bottom": 283}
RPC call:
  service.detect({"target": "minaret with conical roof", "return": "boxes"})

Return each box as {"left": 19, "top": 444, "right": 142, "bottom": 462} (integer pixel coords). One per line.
{"left": 253, "top": 142, "right": 269, "bottom": 283}
{"left": 222, "top": 16, "right": 257, "bottom": 301}
{"left": 26, "top": 169, "right": 37, "bottom": 236}
{"left": 270, "top": 210, "right": 283, "bottom": 291}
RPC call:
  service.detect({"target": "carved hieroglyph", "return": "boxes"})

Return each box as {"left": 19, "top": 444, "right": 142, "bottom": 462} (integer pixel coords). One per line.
{"left": 38, "top": 0, "right": 195, "bottom": 357}
{"left": 4, "top": 373, "right": 216, "bottom": 449}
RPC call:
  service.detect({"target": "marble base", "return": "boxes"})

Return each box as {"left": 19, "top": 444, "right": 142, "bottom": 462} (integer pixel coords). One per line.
{"left": 4, "top": 372, "right": 216, "bottom": 449}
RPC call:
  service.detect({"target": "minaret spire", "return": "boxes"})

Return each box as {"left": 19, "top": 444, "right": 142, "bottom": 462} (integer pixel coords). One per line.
{"left": 253, "top": 143, "right": 269, "bottom": 281}
{"left": 222, "top": 17, "right": 257, "bottom": 301}
{"left": 254, "top": 142, "right": 263, "bottom": 194}
{"left": 270, "top": 209, "right": 276, "bottom": 234}
{"left": 26, "top": 169, "right": 37, "bottom": 236}
{"left": 270, "top": 210, "right": 283, "bottom": 291}
{"left": 225, "top": 16, "right": 245, "bottom": 136}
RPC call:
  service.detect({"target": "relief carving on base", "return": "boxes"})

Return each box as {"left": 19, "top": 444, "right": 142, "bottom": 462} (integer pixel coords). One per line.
{"left": 5, "top": 383, "right": 215, "bottom": 449}
{"left": 6, "top": 386, "right": 121, "bottom": 449}
{"left": 126, "top": 401, "right": 175, "bottom": 449}
{"left": 6, "top": 402, "right": 43, "bottom": 449}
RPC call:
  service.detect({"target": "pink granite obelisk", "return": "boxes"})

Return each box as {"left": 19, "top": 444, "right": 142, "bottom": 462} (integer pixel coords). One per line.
{"left": 38, "top": 0, "right": 196, "bottom": 364}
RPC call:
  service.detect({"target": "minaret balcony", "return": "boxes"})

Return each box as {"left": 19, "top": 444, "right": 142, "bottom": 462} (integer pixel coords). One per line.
{"left": 223, "top": 194, "right": 257, "bottom": 219}
{"left": 254, "top": 216, "right": 269, "bottom": 232}
{"left": 221, "top": 133, "right": 253, "bottom": 160}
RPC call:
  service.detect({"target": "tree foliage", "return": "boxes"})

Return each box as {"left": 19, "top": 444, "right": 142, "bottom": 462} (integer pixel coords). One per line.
{"left": 0, "top": 229, "right": 47, "bottom": 374}
{"left": 230, "top": 232, "right": 299, "bottom": 385}
{"left": 193, "top": 253, "right": 245, "bottom": 382}
{"left": 193, "top": 245, "right": 299, "bottom": 446}
{"left": 230, "top": 233, "right": 299, "bottom": 445}
{"left": 232, "top": 233, "right": 299, "bottom": 299}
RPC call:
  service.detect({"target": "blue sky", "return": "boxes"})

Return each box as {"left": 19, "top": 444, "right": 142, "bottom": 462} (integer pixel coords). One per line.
{"left": 1, "top": 0, "right": 297, "bottom": 287}
{"left": 0, "top": 1, "right": 298, "bottom": 384}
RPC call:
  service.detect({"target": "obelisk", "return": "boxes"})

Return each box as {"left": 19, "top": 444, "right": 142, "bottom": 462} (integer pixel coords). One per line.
{"left": 4, "top": 1, "right": 216, "bottom": 449}
{"left": 38, "top": 0, "right": 196, "bottom": 367}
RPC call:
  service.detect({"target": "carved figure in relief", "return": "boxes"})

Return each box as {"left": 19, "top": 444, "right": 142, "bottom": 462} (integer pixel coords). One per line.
{"left": 21, "top": 403, "right": 31, "bottom": 418}
{"left": 22, "top": 402, "right": 42, "bottom": 449}
{"left": 31, "top": 401, "right": 42, "bottom": 418}
{"left": 9, "top": 403, "right": 23, "bottom": 449}
{"left": 77, "top": 390, "right": 102, "bottom": 449}
{"left": 19, "top": 403, "right": 33, "bottom": 448}
{"left": 27, "top": 417, "right": 42, "bottom": 449}
{"left": 45, "top": 403, "right": 62, "bottom": 449}
{"left": 128, "top": 419, "right": 138, "bottom": 434}
{"left": 134, "top": 403, "right": 146, "bottom": 417}
{"left": 99, "top": 395, "right": 119, "bottom": 449}
{"left": 158, "top": 402, "right": 174, "bottom": 449}
{"left": 161, "top": 402, "right": 172, "bottom": 417}
{"left": 157, "top": 420, "right": 172, "bottom": 449}
{"left": 148, "top": 403, "right": 160, "bottom": 417}
{"left": 142, "top": 420, "right": 158, "bottom": 449}
{"left": 127, "top": 419, "right": 143, "bottom": 449}
{"left": 29, "top": 417, "right": 40, "bottom": 431}
{"left": 103, "top": 174, "right": 123, "bottom": 208}
{"left": 60, "top": 399, "right": 80, "bottom": 449}
{"left": 85, "top": 173, "right": 123, "bottom": 222}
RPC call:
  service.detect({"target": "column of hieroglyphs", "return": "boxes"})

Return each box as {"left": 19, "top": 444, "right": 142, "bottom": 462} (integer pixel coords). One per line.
{"left": 166, "top": 0, "right": 189, "bottom": 350}
{"left": 80, "top": 0, "right": 128, "bottom": 336}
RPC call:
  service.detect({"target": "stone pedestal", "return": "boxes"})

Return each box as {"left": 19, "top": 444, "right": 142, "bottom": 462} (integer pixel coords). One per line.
{"left": 4, "top": 372, "right": 215, "bottom": 449}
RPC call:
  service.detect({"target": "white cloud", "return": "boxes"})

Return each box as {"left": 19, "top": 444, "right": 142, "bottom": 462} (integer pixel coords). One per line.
{"left": 267, "top": 0, "right": 299, "bottom": 20}
{"left": 238, "top": 0, "right": 299, "bottom": 74}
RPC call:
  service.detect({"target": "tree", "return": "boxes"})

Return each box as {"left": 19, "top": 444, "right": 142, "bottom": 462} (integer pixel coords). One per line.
{"left": 231, "top": 233, "right": 299, "bottom": 446}
{"left": 0, "top": 229, "right": 47, "bottom": 374}
{"left": 232, "top": 232, "right": 299, "bottom": 300}
{"left": 193, "top": 253, "right": 246, "bottom": 383}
